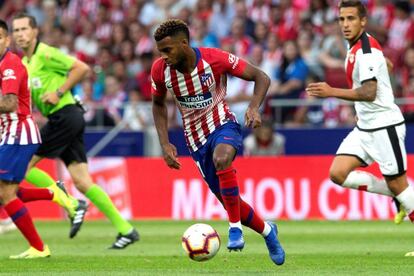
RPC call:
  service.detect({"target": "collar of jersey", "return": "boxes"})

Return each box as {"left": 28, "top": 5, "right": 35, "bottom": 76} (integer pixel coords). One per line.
{"left": 193, "top": 47, "right": 201, "bottom": 68}
{"left": 33, "top": 41, "right": 41, "bottom": 55}
{"left": 349, "top": 31, "right": 366, "bottom": 49}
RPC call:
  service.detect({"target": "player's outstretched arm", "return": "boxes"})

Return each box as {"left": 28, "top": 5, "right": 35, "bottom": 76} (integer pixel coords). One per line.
{"left": 0, "top": 94, "right": 17, "bottom": 113}
{"left": 306, "top": 80, "right": 377, "bottom": 102}
{"left": 239, "top": 63, "right": 270, "bottom": 128}
{"left": 152, "top": 94, "right": 181, "bottom": 170}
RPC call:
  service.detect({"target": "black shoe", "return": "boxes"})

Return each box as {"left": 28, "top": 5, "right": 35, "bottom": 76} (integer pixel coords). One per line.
{"left": 69, "top": 199, "right": 88, "bottom": 238}
{"left": 109, "top": 228, "right": 140, "bottom": 249}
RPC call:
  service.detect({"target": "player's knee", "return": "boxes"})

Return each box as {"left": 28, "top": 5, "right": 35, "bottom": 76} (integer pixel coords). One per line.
{"left": 0, "top": 183, "right": 17, "bottom": 204}
{"left": 329, "top": 169, "right": 347, "bottom": 185}
{"left": 213, "top": 155, "right": 232, "bottom": 171}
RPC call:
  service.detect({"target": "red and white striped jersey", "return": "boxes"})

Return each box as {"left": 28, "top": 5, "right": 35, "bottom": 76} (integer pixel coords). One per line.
{"left": 151, "top": 47, "right": 247, "bottom": 152}
{"left": 0, "top": 50, "right": 41, "bottom": 145}
{"left": 345, "top": 32, "right": 404, "bottom": 130}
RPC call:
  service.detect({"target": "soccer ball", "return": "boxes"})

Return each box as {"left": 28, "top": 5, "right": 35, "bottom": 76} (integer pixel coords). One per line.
{"left": 181, "top": 223, "right": 221, "bottom": 261}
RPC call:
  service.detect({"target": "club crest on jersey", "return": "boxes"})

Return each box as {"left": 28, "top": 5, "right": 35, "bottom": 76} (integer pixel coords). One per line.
{"left": 348, "top": 54, "right": 355, "bottom": 64}
{"left": 200, "top": 73, "right": 213, "bottom": 88}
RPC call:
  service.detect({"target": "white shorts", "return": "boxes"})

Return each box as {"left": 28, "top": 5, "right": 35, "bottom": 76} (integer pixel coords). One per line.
{"left": 336, "top": 123, "right": 407, "bottom": 176}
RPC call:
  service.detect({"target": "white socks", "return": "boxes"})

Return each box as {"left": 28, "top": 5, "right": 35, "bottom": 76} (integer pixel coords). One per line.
{"left": 229, "top": 221, "right": 242, "bottom": 230}
{"left": 396, "top": 186, "right": 414, "bottom": 217}
{"left": 342, "top": 171, "right": 393, "bottom": 196}
{"left": 261, "top": 222, "right": 271, "bottom": 237}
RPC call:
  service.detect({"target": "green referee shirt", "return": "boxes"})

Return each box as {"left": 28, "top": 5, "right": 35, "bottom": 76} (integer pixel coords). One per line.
{"left": 22, "top": 42, "right": 76, "bottom": 117}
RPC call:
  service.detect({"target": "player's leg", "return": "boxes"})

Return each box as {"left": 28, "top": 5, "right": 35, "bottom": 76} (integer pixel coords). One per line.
{"left": 213, "top": 143, "right": 245, "bottom": 251}
{"left": 1, "top": 182, "right": 50, "bottom": 258}
{"left": 67, "top": 162, "right": 138, "bottom": 248}
{"left": 25, "top": 156, "right": 80, "bottom": 218}
{"left": 367, "top": 124, "right": 409, "bottom": 224}
{"left": 214, "top": 192, "right": 285, "bottom": 265}
{"left": 211, "top": 122, "right": 248, "bottom": 251}
{"left": 330, "top": 155, "right": 393, "bottom": 195}
{"left": 25, "top": 106, "right": 90, "bottom": 237}
{"left": 331, "top": 128, "right": 396, "bottom": 196}
{"left": 0, "top": 144, "right": 50, "bottom": 259}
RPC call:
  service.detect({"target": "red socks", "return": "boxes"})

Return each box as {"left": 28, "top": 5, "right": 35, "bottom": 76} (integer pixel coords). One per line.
{"left": 17, "top": 187, "right": 53, "bottom": 202}
{"left": 240, "top": 199, "right": 265, "bottom": 233}
{"left": 216, "top": 166, "right": 266, "bottom": 234}
{"left": 217, "top": 167, "right": 241, "bottom": 223}
{"left": 4, "top": 198, "right": 44, "bottom": 251}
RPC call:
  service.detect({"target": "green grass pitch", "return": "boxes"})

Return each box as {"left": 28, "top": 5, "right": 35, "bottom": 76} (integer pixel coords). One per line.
{"left": 0, "top": 220, "right": 413, "bottom": 275}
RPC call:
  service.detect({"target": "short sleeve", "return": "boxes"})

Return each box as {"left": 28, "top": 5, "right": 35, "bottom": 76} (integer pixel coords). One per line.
{"left": 209, "top": 48, "right": 247, "bottom": 78}
{"left": 358, "top": 53, "right": 380, "bottom": 83}
{"left": 1, "top": 57, "right": 23, "bottom": 95}
{"left": 151, "top": 59, "right": 167, "bottom": 97}
{"left": 42, "top": 46, "right": 75, "bottom": 74}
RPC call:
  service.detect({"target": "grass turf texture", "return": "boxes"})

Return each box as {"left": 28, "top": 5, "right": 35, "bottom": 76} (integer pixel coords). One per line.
{"left": 0, "top": 220, "right": 413, "bottom": 275}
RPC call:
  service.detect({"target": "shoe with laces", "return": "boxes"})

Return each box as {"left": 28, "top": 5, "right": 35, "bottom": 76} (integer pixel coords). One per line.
{"left": 227, "top": 227, "right": 245, "bottom": 251}
{"left": 109, "top": 228, "right": 140, "bottom": 249}
{"left": 51, "top": 181, "right": 77, "bottom": 218}
{"left": 69, "top": 199, "right": 88, "bottom": 238}
{"left": 9, "top": 245, "right": 51, "bottom": 259}
{"left": 264, "top": 222, "right": 285, "bottom": 265}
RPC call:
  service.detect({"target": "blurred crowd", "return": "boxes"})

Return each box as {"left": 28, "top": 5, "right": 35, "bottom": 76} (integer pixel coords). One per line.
{"left": 2, "top": 0, "right": 414, "bottom": 130}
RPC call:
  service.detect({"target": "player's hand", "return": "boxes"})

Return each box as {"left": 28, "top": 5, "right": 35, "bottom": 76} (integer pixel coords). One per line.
{"left": 244, "top": 107, "right": 261, "bottom": 128}
{"left": 306, "top": 82, "right": 332, "bottom": 98}
{"left": 41, "top": 92, "right": 60, "bottom": 105}
{"left": 162, "top": 143, "right": 181, "bottom": 170}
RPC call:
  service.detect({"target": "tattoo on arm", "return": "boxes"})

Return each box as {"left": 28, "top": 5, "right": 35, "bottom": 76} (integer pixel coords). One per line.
{"left": 0, "top": 94, "right": 18, "bottom": 113}
{"left": 355, "top": 80, "right": 377, "bottom": 101}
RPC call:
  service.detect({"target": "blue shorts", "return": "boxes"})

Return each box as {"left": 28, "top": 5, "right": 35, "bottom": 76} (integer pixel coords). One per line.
{"left": 191, "top": 122, "right": 242, "bottom": 195}
{"left": 0, "top": 144, "right": 39, "bottom": 183}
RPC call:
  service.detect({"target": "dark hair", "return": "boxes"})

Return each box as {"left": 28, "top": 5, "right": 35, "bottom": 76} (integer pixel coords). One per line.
{"left": 154, "top": 19, "right": 189, "bottom": 42}
{"left": 338, "top": 0, "right": 367, "bottom": 18}
{"left": 395, "top": 1, "right": 411, "bottom": 14}
{"left": 0, "top": 19, "right": 8, "bottom": 33}
{"left": 12, "top": 12, "right": 38, "bottom": 28}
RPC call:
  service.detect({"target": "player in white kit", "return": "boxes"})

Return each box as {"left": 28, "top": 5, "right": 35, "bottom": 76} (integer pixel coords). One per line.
{"left": 306, "top": 0, "right": 414, "bottom": 257}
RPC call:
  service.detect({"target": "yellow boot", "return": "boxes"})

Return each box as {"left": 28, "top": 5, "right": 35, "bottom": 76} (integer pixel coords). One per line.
{"left": 10, "top": 245, "right": 51, "bottom": 259}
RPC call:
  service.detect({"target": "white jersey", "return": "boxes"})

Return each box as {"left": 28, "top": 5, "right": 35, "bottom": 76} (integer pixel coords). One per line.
{"left": 345, "top": 32, "right": 404, "bottom": 130}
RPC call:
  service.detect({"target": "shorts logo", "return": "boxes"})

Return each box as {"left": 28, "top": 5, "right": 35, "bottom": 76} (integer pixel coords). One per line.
{"left": 200, "top": 73, "right": 214, "bottom": 88}
{"left": 166, "top": 81, "right": 173, "bottom": 89}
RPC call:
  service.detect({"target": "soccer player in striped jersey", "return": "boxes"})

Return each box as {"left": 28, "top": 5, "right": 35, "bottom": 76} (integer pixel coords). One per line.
{"left": 12, "top": 13, "right": 139, "bottom": 249}
{"left": 306, "top": 1, "right": 414, "bottom": 256}
{"left": 0, "top": 19, "right": 51, "bottom": 258}
{"left": 151, "top": 19, "right": 285, "bottom": 265}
